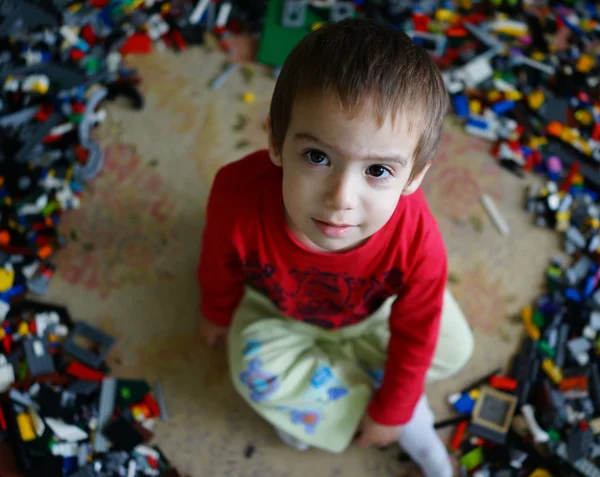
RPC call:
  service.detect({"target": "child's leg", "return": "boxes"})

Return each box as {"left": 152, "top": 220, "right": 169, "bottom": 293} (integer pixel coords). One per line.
{"left": 398, "top": 394, "right": 453, "bottom": 477}
{"left": 427, "top": 288, "right": 474, "bottom": 382}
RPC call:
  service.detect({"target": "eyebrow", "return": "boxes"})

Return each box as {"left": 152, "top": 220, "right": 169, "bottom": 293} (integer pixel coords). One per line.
{"left": 294, "top": 132, "right": 409, "bottom": 167}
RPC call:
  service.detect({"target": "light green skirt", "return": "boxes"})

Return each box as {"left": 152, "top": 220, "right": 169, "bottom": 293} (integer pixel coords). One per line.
{"left": 228, "top": 286, "right": 472, "bottom": 453}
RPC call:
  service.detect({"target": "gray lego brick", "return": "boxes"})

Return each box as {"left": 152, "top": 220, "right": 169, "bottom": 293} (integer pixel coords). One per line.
{"left": 23, "top": 337, "right": 55, "bottom": 377}
{"left": 94, "top": 377, "right": 117, "bottom": 453}
{"left": 63, "top": 321, "right": 115, "bottom": 369}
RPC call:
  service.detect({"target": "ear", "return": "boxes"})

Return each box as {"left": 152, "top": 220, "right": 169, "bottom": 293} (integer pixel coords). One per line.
{"left": 402, "top": 162, "right": 431, "bottom": 195}
{"left": 266, "top": 116, "right": 283, "bottom": 167}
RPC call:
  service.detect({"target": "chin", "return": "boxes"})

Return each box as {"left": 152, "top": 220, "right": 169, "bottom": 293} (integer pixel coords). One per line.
{"left": 309, "top": 235, "right": 363, "bottom": 253}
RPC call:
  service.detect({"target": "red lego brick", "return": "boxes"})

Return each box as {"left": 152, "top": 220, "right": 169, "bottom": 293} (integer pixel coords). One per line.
{"left": 66, "top": 361, "right": 106, "bottom": 381}
{"left": 120, "top": 33, "right": 152, "bottom": 55}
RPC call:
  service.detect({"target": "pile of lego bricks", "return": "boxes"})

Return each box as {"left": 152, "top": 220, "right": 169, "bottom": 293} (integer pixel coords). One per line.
{"left": 437, "top": 194, "right": 600, "bottom": 477}
{"left": 434, "top": 174, "right": 600, "bottom": 477}
{"left": 0, "top": 299, "right": 178, "bottom": 477}
{"left": 427, "top": 2, "right": 600, "bottom": 190}
{"left": 0, "top": 0, "right": 214, "bottom": 303}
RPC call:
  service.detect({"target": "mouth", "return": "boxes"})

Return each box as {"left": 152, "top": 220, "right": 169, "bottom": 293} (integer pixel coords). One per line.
{"left": 312, "top": 218, "right": 356, "bottom": 238}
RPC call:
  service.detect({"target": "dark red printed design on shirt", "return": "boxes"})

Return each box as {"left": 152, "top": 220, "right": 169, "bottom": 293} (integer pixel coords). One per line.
{"left": 227, "top": 251, "right": 404, "bottom": 329}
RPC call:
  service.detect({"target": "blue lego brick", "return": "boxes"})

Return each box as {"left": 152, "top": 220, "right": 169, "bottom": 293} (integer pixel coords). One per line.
{"left": 491, "top": 100, "right": 515, "bottom": 115}
{"left": 565, "top": 288, "right": 582, "bottom": 302}
{"left": 537, "top": 295, "right": 561, "bottom": 316}
{"left": 452, "top": 392, "right": 476, "bottom": 414}
{"left": 585, "top": 275, "right": 597, "bottom": 298}
{"left": 0, "top": 285, "right": 25, "bottom": 301}
{"left": 453, "top": 94, "right": 469, "bottom": 118}
{"left": 70, "top": 181, "right": 84, "bottom": 193}
{"left": 466, "top": 117, "right": 489, "bottom": 130}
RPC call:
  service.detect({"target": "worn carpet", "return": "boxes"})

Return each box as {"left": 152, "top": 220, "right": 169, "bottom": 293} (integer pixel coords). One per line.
{"left": 42, "top": 44, "right": 559, "bottom": 476}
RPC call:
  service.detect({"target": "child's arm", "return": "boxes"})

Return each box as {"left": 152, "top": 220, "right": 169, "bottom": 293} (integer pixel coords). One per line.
{"left": 197, "top": 166, "right": 246, "bottom": 337}
{"left": 367, "top": 229, "right": 447, "bottom": 426}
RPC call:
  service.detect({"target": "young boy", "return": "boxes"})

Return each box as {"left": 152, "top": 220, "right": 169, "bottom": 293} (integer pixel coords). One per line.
{"left": 197, "top": 18, "right": 473, "bottom": 477}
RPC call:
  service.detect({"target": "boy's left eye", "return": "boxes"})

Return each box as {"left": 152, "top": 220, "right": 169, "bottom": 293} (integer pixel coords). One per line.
{"left": 366, "top": 165, "right": 390, "bottom": 178}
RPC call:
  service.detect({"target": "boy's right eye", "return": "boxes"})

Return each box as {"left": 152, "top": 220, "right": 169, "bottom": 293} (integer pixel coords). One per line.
{"left": 304, "top": 149, "right": 329, "bottom": 165}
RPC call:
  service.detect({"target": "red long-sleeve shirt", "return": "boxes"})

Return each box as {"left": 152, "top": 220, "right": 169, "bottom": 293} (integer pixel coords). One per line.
{"left": 197, "top": 150, "right": 447, "bottom": 426}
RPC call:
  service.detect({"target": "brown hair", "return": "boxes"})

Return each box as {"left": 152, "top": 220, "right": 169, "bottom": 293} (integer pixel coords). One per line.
{"left": 269, "top": 17, "right": 451, "bottom": 181}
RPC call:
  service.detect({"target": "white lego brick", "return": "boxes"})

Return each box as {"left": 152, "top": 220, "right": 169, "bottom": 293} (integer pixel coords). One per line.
{"left": 51, "top": 441, "right": 78, "bottom": 457}
{"left": 216, "top": 2, "right": 232, "bottom": 27}
{"left": 584, "top": 325, "right": 597, "bottom": 341}
{"left": 442, "top": 71, "right": 464, "bottom": 95}
{"left": 189, "top": 0, "right": 211, "bottom": 24}
{"left": 460, "top": 57, "right": 493, "bottom": 88}
{"left": 22, "top": 261, "right": 39, "bottom": 280}
{"left": 46, "top": 418, "right": 88, "bottom": 442}
{"left": 0, "top": 362, "right": 14, "bottom": 392}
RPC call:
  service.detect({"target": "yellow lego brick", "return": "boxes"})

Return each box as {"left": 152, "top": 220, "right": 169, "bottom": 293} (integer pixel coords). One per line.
{"left": 0, "top": 266, "right": 15, "bottom": 292}
{"left": 530, "top": 470, "right": 553, "bottom": 477}
{"left": 469, "top": 99, "right": 482, "bottom": 115}
{"left": 469, "top": 389, "right": 480, "bottom": 400}
{"left": 575, "top": 109, "right": 593, "bottom": 126}
{"left": 17, "top": 322, "right": 28, "bottom": 337}
{"left": 527, "top": 90, "right": 544, "bottom": 110}
{"left": 493, "top": 25, "right": 527, "bottom": 37}
{"left": 577, "top": 54, "right": 595, "bottom": 73}
{"left": 528, "top": 136, "right": 547, "bottom": 149}
{"left": 241, "top": 92, "right": 256, "bottom": 104}
{"left": 589, "top": 218, "right": 600, "bottom": 229}
{"left": 435, "top": 9, "right": 455, "bottom": 22}
{"left": 560, "top": 127, "right": 576, "bottom": 143}
{"left": 17, "top": 413, "right": 36, "bottom": 441}
{"left": 505, "top": 90, "right": 522, "bottom": 101}
{"left": 531, "top": 51, "right": 545, "bottom": 62}
{"left": 523, "top": 306, "right": 540, "bottom": 340}
{"left": 542, "top": 358, "right": 562, "bottom": 385}
{"left": 132, "top": 407, "right": 145, "bottom": 421}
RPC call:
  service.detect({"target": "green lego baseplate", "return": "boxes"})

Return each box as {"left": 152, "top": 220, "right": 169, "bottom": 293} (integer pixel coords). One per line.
{"left": 257, "top": 0, "right": 357, "bottom": 67}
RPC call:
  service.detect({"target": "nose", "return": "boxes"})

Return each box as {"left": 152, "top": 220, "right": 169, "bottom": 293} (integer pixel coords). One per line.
{"left": 324, "top": 171, "right": 357, "bottom": 211}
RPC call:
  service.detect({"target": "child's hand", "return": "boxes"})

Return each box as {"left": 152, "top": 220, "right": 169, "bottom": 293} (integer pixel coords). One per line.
{"left": 199, "top": 317, "right": 228, "bottom": 346}
{"left": 356, "top": 413, "right": 402, "bottom": 448}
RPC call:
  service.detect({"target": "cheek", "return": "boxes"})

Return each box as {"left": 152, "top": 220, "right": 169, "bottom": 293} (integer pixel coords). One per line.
{"left": 282, "top": 172, "right": 312, "bottom": 214}
{"left": 364, "top": 191, "right": 400, "bottom": 225}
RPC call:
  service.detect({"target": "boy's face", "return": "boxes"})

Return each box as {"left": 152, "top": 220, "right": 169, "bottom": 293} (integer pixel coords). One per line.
{"left": 268, "top": 92, "right": 429, "bottom": 253}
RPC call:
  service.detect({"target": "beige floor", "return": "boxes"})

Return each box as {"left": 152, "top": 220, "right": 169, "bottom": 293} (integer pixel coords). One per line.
{"left": 42, "top": 44, "right": 560, "bottom": 476}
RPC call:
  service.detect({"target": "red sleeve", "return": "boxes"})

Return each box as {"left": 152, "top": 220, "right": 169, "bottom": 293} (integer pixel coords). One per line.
{"left": 367, "top": 225, "right": 447, "bottom": 426}
{"left": 197, "top": 166, "right": 246, "bottom": 328}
